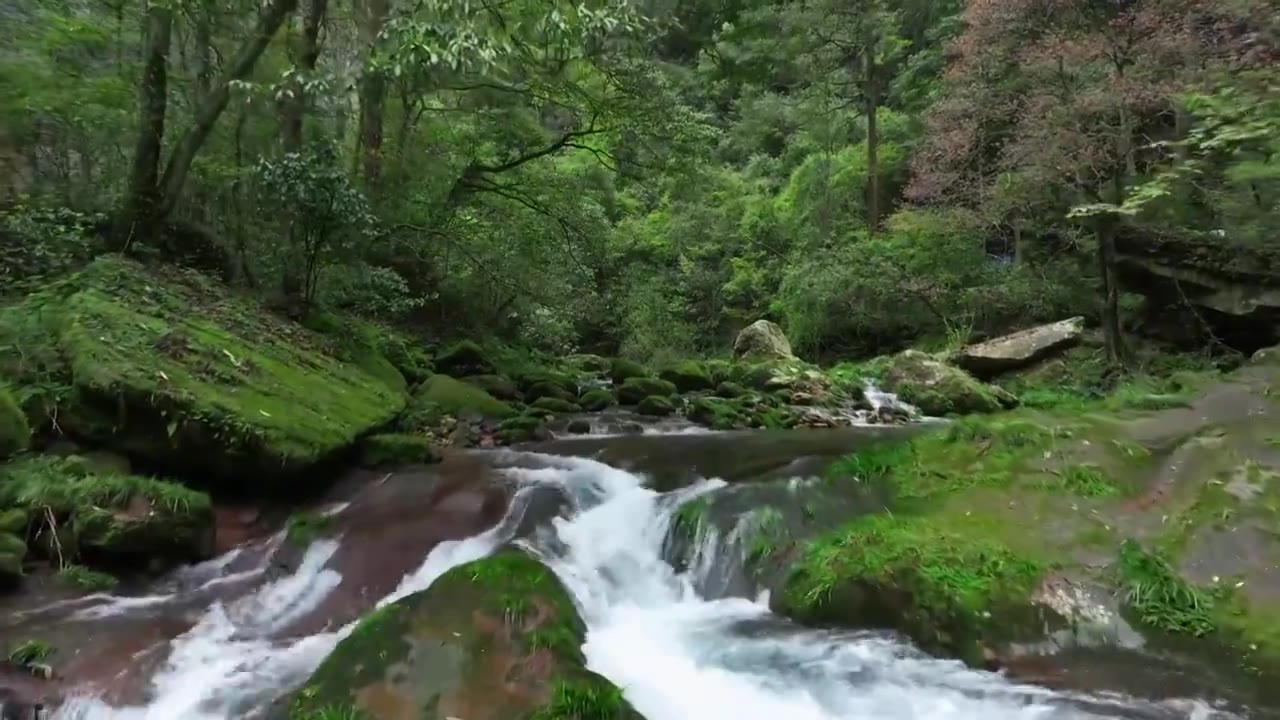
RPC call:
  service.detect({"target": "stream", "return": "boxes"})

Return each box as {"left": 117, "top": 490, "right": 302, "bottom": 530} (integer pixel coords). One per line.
{"left": 1, "top": 427, "right": 1255, "bottom": 719}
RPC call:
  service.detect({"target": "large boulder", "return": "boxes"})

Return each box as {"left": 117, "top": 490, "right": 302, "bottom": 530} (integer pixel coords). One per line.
{"left": 0, "top": 455, "right": 214, "bottom": 570}
{"left": 0, "top": 257, "right": 406, "bottom": 488}
{"left": 733, "top": 320, "right": 797, "bottom": 361}
{"left": 398, "top": 374, "right": 515, "bottom": 434}
{"left": 616, "top": 377, "right": 677, "bottom": 405}
{"left": 289, "top": 551, "right": 641, "bottom": 720}
{"left": 958, "top": 317, "right": 1085, "bottom": 377}
{"left": 883, "top": 350, "right": 1017, "bottom": 416}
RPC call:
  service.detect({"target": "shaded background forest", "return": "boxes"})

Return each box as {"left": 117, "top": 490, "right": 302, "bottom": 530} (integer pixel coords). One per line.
{"left": 0, "top": 0, "right": 1276, "bottom": 365}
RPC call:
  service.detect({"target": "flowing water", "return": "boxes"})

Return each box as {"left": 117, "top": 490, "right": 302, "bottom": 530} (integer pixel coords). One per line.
{"left": 5, "top": 430, "right": 1254, "bottom": 719}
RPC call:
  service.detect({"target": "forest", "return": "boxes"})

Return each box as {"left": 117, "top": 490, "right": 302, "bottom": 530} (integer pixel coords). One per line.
{"left": 1, "top": 0, "right": 1275, "bottom": 366}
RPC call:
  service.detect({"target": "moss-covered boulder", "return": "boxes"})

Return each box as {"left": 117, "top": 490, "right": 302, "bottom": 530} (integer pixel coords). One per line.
{"left": 659, "top": 361, "right": 715, "bottom": 393}
{"left": 564, "top": 354, "right": 610, "bottom": 374}
{"left": 0, "top": 382, "right": 28, "bottom": 459}
{"left": 0, "top": 455, "right": 213, "bottom": 570}
{"left": 733, "top": 320, "right": 796, "bottom": 361}
{"left": 883, "top": 350, "right": 1017, "bottom": 416}
{"left": 464, "top": 374, "right": 520, "bottom": 401}
{"left": 616, "top": 377, "right": 677, "bottom": 405}
{"left": 360, "top": 434, "right": 440, "bottom": 467}
{"left": 433, "top": 340, "right": 496, "bottom": 377}
{"left": 289, "top": 551, "right": 640, "bottom": 720}
{"left": 637, "top": 395, "right": 676, "bottom": 417}
{"left": 0, "top": 257, "right": 406, "bottom": 487}
{"left": 687, "top": 397, "right": 745, "bottom": 430}
{"left": 400, "top": 375, "right": 514, "bottom": 433}
{"left": 496, "top": 414, "right": 543, "bottom": 444}
{"left": 579, "top": 388, "right": 615, "bottom": 412}
{"left": 525, "top": 381, "right": 574, "bottom": 404}
{"left": 714, "top": 381, "right": 747, "bottom": 399}
{"left": 530, "top": 397, "right": 581, "bottom": 415}
{"left": 516, "top": 369, "right": 579, "bottom": 398}
{"left": 609, "top": 358, "right": 650, "bottom": 385}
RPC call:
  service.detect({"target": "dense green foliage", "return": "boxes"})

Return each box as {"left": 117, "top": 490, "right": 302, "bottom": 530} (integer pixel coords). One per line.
{"left": 0, "top": 0, "right": 1271, "bottom": 362}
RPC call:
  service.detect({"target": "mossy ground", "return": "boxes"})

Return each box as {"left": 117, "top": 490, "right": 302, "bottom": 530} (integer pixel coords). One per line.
{"left": 0, "top": 256, "right": 406, "bottom": 485}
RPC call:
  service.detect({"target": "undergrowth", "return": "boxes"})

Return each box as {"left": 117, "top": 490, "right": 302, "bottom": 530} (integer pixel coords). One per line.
{"left": 58, "top": 563, "right": 119, "bottom": 591}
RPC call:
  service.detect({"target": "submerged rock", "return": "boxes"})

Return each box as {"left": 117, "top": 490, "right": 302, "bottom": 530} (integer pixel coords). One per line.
{"left": 959, "top": 317, "right": 1084, "bottom": 377}
{"left": 0, "top": 257, "right": 406, "bottom": 488}
{"left": 882, "top": 350, "right": 1017, "bottom": 416}
{"left": 289, "top": 551, "right": 640, "bottom": 720}
{"left": 733, "top": 319, "right": 796, "bottom": 361}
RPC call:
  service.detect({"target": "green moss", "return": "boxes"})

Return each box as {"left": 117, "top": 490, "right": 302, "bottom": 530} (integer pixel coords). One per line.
{"left": 730, "top": 363, "right": 779, "bottom": 391}
{"left": 434, "top": 340, "right": 495, "bottom": 376}
{"left": 517, "top": 369, "right": 580, "bottom": 397}
{"left": 289, "top": 704, "right": 369, "bottom": 720}
{"left": 0, "top": 508, "right": 24, "bottom": 534}
{"left": 302, "top": 312, "right": 407, "bottom": 395}
{"left": 526, "top": 381, "right": 575, "bottom": 403}
{"left": 497, "top": 414, "right": 543, "bottom": 444}
{"left": 0, "top": 382, "right": 29, "bottom": 458}
{"left": 0, "top": 257, "right": 405, "bottom": 484}
{"left": 58, "top": 564, "right": 118, "bottom": 591}
{"left": 714, "top": 381, "right": 747, "bottom": 399}
{"left": 609, "top": 358, "right": 650, "bottom": 384}
{"left": 782, "top": 513, "right": 1046, "bottom": 658}
{"left": 286, "top": 512, "right": 335, "bottom": 546}
{"left": 688, "top": 396, "right": 745, "bottom": 430}
{"left": 0, "top": 531, "right": 26, "bottom": 583}
{"left": 1045, "top": 464, "right": 1120, "bottom": 498}
{"left": 616, "top": 377, "right": 676, "bottom": 405}
{"left": 637, "top": 395, "right": 675, "bottom": 417}
{"left": 0, "top": 454, "right": 212, "bottom": 566}
{"left": 405, "top": 374, "right": 514, "bottom": 427}
{"left": 464, "top": 374, "right": 519, "bottom": 401}
{"left": 360, "top": 433, "right": 439, "bottom": 467}
{"left": 746, "top": 506, "right": 787, "bottom": 564}
{"left": 531, "top": 397, "right": 581, "bottom": 415}
{"left": 659, "top": 361, "right": 715, "bottom": 393}
{"left": 528, "top": 678, "right": 634, "bottom": 720}
{"left": 579, "top": 388, "right": 615, "bottom": 412}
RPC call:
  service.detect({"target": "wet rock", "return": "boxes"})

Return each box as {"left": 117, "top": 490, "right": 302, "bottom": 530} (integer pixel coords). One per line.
{"left": 496, "top": 414, "right": 543, "bottom": 445}
{"left": 959, "top": 317, "right": 1084, "bottom": 377}
{"left": 530, "top": 397, "right": 581, "bottom": 415}
{"left": 565, "top": 418, "right": 592, "bottom": 435}
{"left": 733, "top": 319, "right": 797, "bottom": 361}
{"left": 0, "top": 257, "right": 406, "bottom": 489}
{"left": 289, "top": 551, "right": 641, "bottom": 720}
{"left": 882, "top": 350, "right": 1017, "bottom": 416}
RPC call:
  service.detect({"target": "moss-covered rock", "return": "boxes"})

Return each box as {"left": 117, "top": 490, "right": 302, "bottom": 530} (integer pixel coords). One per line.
{"left": 883, "top": 350, "right": 1018, "bottom": 416}
{"left": 609, "top": 358, "right": 650, "bottom": 385}
{"left": 564, "top": 353, "right": 610, "bottom": 373}
{"left": 637, "top": 395, "right": 676, "bottom": 417}
{"left": 531, "top": 397, "right": 581, "bottom": 415}
{"left": 433, "top": 339, "right": 496, "bottom": 377}
{"left": 525, "top": 381, "right": 574, "bottom": 404}
{"left": 401, "top": 375, "right": 514, "bottom": 432}
{"left": 0, "top": 382, "right": 29, "bottom": 459}
{"left": 302, "top": 312, "right": 409, "bottom": 395}
{"left": 360, "top": 434, "right": 440, "bottom": 467}
{"left": 0, "top": 257, "right": 406, "bottom": 487}
{"left": 579, "top": 388, "right": 615, "bottom": 412}
{"left": 496, "top": 414, "right": 543, "bottom": 444}
{"left": 289, "top": 551, "right": 640, "bottom": 720}
{"left": 687, "top": 397, "right": 744, "bottom": 430}
{"left": 0, "top": 455, "right": 213, "bottom": 570}
{"left": 616, "top": 377, "right": 677, "bottom": 405}
{"left": 714, "top": 381, "right": 747, "bottom": 399}
{"left": 660, "top": 361, "right": 715, "bottom": 393}
{"left": 516, "top": 369, "right": 580, "bottom": 398}
{"left": 0, "top": 531, "right": 25, "bottom": 588}
{"left": 464, "top": 374, "right": 520, "bottom": 401}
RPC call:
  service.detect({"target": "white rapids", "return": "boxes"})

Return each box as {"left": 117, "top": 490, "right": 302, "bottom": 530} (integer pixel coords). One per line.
{"left": 53, "top": 451, "right": 1235, "bottom": 720}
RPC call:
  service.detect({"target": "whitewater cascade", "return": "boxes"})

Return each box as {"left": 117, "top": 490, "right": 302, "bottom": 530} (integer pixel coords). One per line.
{"left": 51, "top": 451, "right": 1232, "bottom": 720}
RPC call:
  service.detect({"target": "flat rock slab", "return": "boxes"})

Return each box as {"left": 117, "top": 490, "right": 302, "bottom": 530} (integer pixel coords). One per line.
{"left": 960, "top": 317, "right": 1084, "bottom": 376}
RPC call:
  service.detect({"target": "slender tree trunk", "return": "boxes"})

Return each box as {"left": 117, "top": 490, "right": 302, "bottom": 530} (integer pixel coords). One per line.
{"left": 1096, "top": 219, "right": 1125, "bottom": 367}
{"left": 155, "top": 0, "right": 300, "bottom": 218}
{"left": 356, "top": 0, "right": 389, "bottom": 191}
{"left": 863, "top": 43, "right": 881, "bottom": 233}
{"left": 118, "top": 2, "right": 174, "bottom": 247}
{"left": 281, "top": 0, "right": 328, "bottom": 314}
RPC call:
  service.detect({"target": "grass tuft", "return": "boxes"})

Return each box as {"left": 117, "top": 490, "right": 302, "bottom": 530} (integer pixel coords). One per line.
{"left": 1116, "top": 539, "right": 1215, "bottom": 636}
{"left": 530, "top": 679, "right": 629, "bottom": 720}
{"left": 7, "top": 639, "right": 53, "bottom": 666}
{"left": 58, "top": 564, "right": 119, "bottom": 591}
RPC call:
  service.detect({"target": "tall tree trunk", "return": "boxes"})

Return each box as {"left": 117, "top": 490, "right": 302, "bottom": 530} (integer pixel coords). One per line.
{"left": 1096, "top": 219, "right": 1125, "bottom": 367}
{"left": 356, "top": 0, "right": 389, "bottom": 191}
{"left": 118, "top": 2, "right": 174, "bottom": 247}
{"left": 281, "top": 0, "right": 328, "bottom": 314}
{"left": 155, "top": 0, "right": 300, "bottom": 218}
{"left": 863, "top": 42, "right": 881, "bottom": 233}
{"left": 281, "top": 0, "right": 327, "bottom": 151}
